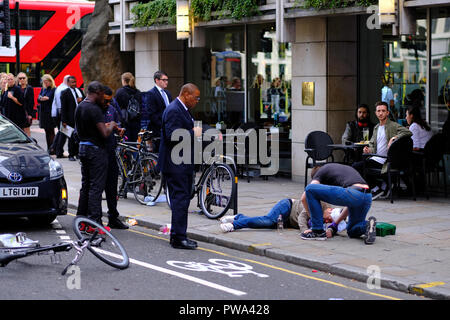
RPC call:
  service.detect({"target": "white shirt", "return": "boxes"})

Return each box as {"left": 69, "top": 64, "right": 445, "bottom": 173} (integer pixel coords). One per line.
{"left": 176, "top": 97, "right": 194, "bottom": 124}
{"left": 409, "top": 122, "right": 433, "bottom": 149}
{"left": 381, "top": 86, "right": 394, "bottom": 105}
{"left": 51, "top": 83, "right": 68, "bottom": 117}
{"left": 70, "top": 87, "right": 82, "bottom": 105}
{"left": 371, "top": 125, "right": 388, "bottom": 164}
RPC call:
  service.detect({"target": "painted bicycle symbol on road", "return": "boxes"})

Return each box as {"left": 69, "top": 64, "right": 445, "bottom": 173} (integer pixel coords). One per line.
{"left": 166, "top": 259, "right": 269, "bottom": 278}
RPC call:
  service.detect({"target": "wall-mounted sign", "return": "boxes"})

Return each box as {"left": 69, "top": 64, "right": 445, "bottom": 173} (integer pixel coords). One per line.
{"left": 302, "top": 81, "right": 315, "bottom": 106}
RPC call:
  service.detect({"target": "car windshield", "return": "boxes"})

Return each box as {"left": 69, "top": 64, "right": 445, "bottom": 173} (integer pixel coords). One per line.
{"left": 0, "top": 116, "right": 31, "bottom": 143}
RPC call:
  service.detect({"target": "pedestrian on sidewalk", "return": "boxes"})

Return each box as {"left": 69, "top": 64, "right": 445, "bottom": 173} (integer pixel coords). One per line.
{"left": 2, "top": 73, "right": 26, "bottom": 130}
{"left": 37, "top": 74, "right": 56, "bottom": 152}
{"left": 61, "top": 76, "right": 85, "bottom": 161}
{"left": 75, "top": 81, "right": 118, "bottom": 229}
{"left": 17, "top": 72, "right": 35, "bottom": 137}
{"left": 159, "top": 83, "right": 202, "bottom": 250}
{"left": 51, "top": 75, "right": 70, "bottom": 157}
{"left": 103, "top": 87, "right": 128, "bottom": 230}
{"left": 219, "top": 197, "right": 347, "bottom": 238}
{"left": 115, "top": 72, "right": 142, "bottom": 143}
{"left": 300, "top": 163, "right": 376, "bottom": 244}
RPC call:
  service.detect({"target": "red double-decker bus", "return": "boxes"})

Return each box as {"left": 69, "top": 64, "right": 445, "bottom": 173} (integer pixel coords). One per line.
{"left": 0, "top": 0, "right": 94, "bottom": 88}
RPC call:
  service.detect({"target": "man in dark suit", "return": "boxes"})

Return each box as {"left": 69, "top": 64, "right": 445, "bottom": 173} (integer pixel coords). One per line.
{"left": 61, "top": 76, "right": 85, "bottom": 161}
{"left": 147, "top": 71, "right": 172, "bottom": 151}
{"left": 159, "top": 83, "right": 202, "bottom": 250}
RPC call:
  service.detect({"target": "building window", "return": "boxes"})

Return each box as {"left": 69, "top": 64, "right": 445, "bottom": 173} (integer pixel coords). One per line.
{"left": 185, "top": 23, "right": 292, "bottom": 174}
{"left": 431, "top": 7, "right": 450, "bottom": 132}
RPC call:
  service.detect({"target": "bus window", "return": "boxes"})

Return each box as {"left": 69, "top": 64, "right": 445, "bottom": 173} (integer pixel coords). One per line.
{"left": 10, "top": 10, "right": 55, "bottom": 30}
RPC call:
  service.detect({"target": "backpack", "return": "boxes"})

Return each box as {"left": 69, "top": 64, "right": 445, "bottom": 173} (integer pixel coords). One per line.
{"left": 127, "top": 93, "right": 141, "bottom": 121}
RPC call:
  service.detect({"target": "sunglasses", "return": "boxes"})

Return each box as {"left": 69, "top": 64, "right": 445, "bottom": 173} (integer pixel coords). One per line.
{"left": 159, "top": 78, "right": 169, "bottom": 82}
{"left": 18, "top": 77, "right": 26, "bottom": 80}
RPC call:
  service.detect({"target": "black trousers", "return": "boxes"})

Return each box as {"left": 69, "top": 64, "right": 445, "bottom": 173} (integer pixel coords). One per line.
{"left": 105, "top": 148, "right": 119, "bottom": 218}
{"left": 165, "top": 172, "right": 193, "bottom": 242}
{"left": 352, "top": 158, "right": 383, "bottom": 189}
{"left": 77, "top": 145, "right": 108, "bottom": 223}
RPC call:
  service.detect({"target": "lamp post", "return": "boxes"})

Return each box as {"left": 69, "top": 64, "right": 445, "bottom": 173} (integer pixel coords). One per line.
{"left": 176, "top": 0, "right": 190, "bottom": 40}
{"left": 379, "top": 0, "right": 396, "bottom": 25}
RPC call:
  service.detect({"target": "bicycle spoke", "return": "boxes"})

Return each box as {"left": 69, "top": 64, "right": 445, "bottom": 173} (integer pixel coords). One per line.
{"left": 200, "top": 164, "right": 235, "bottom": 219}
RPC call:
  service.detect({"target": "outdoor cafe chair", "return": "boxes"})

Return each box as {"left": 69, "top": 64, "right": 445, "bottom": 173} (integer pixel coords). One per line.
{"left": 304, "top": 131, "right": 335, "bottom": 187}
{"left": 363, "top": 136, "right": 416, "bottom": 203}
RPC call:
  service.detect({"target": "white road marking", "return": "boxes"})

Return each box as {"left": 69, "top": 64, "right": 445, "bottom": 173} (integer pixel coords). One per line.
{"left": 93, "top": 248, "right": 247, "bottom": 297}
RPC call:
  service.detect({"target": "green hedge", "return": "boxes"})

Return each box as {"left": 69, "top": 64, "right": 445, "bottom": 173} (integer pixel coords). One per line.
{"left": 131, "top": 0, "right": 377, "bottom": 28}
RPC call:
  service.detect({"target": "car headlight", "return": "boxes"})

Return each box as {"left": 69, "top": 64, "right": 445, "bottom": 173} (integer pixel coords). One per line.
{"left": 49, "top": 159, "right": 64, "bottom": 180}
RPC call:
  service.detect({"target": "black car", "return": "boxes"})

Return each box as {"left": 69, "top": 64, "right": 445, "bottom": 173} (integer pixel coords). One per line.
{"left": 0, "top": 115, "right": 67, "bottom": 224}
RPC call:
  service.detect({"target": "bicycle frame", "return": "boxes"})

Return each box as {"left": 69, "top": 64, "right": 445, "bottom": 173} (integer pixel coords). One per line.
{"left": 115, "top": 132, "right": 160, "bottom": 200}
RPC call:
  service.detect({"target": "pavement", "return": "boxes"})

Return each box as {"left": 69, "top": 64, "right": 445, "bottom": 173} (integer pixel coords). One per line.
{"left": 31, "top": 123, "right": 450, "bottom": 300}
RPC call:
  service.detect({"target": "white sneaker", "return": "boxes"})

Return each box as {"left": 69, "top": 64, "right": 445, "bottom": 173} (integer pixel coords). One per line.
{"left": 220, "top": 223, "right": 234, "bottom": 233}
{"left": 219, "top": 215, "right": 235, "bottom": 223}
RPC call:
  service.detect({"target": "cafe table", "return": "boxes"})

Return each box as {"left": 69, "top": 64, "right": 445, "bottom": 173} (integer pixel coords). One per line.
{"left": 328, "top": 142, "right": 369, "bottom": 164}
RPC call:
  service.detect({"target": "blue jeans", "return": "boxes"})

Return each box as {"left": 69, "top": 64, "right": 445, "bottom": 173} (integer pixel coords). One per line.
{"left": 305, "top": 184, "right": 372, "bottom": 238}
{"left": 232, "top": 199, "right": 292, "bottom": 230}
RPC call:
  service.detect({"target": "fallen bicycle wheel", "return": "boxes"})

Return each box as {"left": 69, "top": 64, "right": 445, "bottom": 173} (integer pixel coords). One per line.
{"left": 72, "top": 216, "right": 129, "bottom": 270}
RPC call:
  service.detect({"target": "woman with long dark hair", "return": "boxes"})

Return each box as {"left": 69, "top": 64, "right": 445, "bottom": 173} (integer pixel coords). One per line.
{"left": 405, "top": 106, "right": 432, "bottom": 150}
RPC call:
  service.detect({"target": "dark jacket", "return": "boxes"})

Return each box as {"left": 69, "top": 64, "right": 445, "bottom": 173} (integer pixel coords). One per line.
{"left": 341, "top": 120, "right": 375, "bottom": 144}
{"left": 37, "top": 87, "right": 56, "bottom": 130}
{"left": 1, "top": 85, "right": 26, "bottom": 128}
{"left": 115, "top": 85, "right": 142, "bottom": 119}
{"left": 21, "top": 85, "right": 35, "bottom": 128}
{"left": 158, "top": 98, "right": 194, "bottom": 175}
{"left": 147, "top": 86, "right": 173, "bottom": 136}
{"left": 61, "top": 87, "right": 85, "bottom": 127}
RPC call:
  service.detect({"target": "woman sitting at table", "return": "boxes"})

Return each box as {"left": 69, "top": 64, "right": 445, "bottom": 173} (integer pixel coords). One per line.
{"left": 405, "top": 106, "right": 432, "bottom": 151}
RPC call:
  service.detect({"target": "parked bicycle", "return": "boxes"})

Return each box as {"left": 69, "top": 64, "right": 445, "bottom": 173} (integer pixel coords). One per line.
{"left": 0, "top": 216, "right": 129, "bottom": 274}
{"left": 115, "top": 131, "right": 163, "bottom": 205}
{"left": 165, "top": 152, "right": 238, "bottom": 219}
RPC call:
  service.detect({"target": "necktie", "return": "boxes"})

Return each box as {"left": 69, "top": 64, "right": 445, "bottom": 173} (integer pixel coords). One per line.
{"left": 161, "top": 89, "right": 169, "bottom": 107}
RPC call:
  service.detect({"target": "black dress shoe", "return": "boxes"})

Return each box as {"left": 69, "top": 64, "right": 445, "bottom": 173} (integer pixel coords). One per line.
{"left": 68, "top": 156, "right": 76, "bottom": 161}
{"left": 170, "top": 238, "right": 197, "bottom": 250}
{"left": 107, "top": 217, "right": 129, "bottom": 229}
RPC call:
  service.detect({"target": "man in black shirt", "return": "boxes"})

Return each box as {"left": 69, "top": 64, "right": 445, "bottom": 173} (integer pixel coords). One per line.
{"left": 75, "top": 81, "right": 118, "bottom": 229}
{"left": 300, "top": 163, "right": 376, "bottom": 244}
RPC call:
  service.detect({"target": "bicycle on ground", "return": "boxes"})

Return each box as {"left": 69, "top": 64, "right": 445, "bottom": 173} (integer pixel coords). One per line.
{"left": 115, "top": 131, "right": 163, "bottom": 205}
{"left": 0, "top": 216, "right": 129, "bottom": 274}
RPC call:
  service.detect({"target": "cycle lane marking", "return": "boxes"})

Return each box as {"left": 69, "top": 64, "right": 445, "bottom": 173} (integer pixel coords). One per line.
{"left": 126, "top": 228, "right": 401, "bottom": 300}
{"left": 92, "top": 248, "right": 247, "bottom": 297}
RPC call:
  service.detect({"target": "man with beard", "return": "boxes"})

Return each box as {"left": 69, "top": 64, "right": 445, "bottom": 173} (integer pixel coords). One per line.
{"left": 342, "top": 104, "right": 375, "bottom": 145}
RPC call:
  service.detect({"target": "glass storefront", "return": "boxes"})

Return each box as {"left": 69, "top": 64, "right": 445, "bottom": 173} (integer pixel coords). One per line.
{"left": 359, "top": 11, "right": 428, "bottom": 126}
{"left": 360, "top": 8, "right": 450, "bottom": 134}
{"left": 185, "top": 23, "right": 292, "bottom": 174}
{"left": 430, "top": 7, "right": 450, "bottom": 131}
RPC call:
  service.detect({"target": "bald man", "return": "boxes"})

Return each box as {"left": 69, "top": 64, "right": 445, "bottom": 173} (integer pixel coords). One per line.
{"left": 158, "top": 83, "right": 202, "bottom": 250}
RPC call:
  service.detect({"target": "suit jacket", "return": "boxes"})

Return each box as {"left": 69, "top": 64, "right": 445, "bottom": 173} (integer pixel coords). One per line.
{"left": 368, "top": 119, "right": 412, "bottom": 174}
{"left": 148, "top": 86, "right": 172, "bottom": 136}
{"left": 61, "top": 87, "right": 85, "bottom": 127}
{"left": 158, "top": 98, "right": 194, "bottom": 175}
